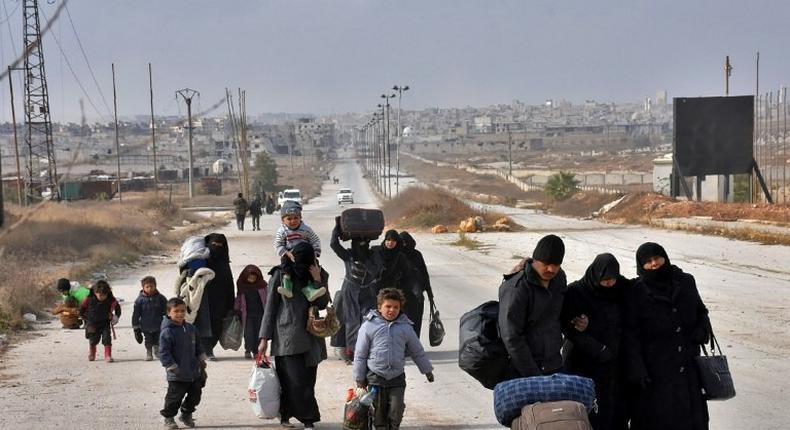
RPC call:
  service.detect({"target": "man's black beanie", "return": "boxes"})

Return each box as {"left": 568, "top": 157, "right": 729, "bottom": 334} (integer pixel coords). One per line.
{"left": 532, "top": 234, "right": 565, "bottom": 265}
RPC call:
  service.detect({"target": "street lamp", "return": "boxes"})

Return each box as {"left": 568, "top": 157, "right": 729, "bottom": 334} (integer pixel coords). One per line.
{"left": 381, "top": 93, "right": 396, "bottom": 198}
{"left": 392, "top": 85, "right": 409, "bottom": 196}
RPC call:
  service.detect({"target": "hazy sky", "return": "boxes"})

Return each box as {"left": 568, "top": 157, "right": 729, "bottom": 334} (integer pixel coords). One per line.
{"left": 0, "top": 0, "right": 788, "bottom": 122}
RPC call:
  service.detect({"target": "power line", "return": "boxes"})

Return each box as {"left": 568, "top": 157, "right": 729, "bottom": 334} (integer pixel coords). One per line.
{"left": 39, "top": 3, "right": 109, "bottom": 122}
{"left": 63, "top": 2, "right": 112, "bottom": 115}
{"left": 0, "top": 0, "right": 69, "bottom": 83}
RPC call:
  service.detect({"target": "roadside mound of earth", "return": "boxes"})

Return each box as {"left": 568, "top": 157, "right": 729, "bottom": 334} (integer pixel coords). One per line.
{"left": 381, "top": 186, "right": 523, "bottom": 232}
{"left": 550, "top": 191, "right": 623, "bottom": 218}
{"left": 601, "top": 192, "right": 790, "bottom": 225}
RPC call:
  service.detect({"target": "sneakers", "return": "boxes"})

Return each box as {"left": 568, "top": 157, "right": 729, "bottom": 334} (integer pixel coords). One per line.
{"left": 146, "top": 346, "right": 154, "bottom": 361}
{"left": 277, "top": 276, "right": 294, "bottom": 298}
{"left": 163, "top": 417, "right": 178, "bottom": 429}
{"left": 280, "top": 419, "right": 295, "bottom": 428}
{"left": 179, "top": 413, "right": 195, "bottom": 428}
{"left": 244, "top": 351, "right": 253, "bottom": 359}
{"left": 301, "top": 282, "right": 326, "bottom": 302}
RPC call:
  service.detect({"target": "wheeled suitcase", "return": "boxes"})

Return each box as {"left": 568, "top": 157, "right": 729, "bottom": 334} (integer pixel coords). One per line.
{"left": 338, "top": 209, "right": 385, "bottom": 241}
{"left": 511, "top": 401, "right": 592, "bottom": 430}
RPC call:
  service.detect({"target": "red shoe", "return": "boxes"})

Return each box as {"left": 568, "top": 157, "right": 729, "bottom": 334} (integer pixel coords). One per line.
{"left": 89, "top": 345, "right": 97, "bottom": 361}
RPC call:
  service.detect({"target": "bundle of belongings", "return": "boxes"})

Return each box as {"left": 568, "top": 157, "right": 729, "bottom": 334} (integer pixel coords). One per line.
{"left": 493, "top": 373, "right": 596, "bottom": 429}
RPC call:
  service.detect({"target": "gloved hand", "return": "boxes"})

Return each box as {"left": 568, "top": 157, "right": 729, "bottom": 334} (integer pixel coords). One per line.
{"left": 133, "top": 328, "right": 143, "bottom": 344}
{"left": 426, "top": 372, "right": 435, "bottom": 383}
{"left": 111, "top": 315, "right": 119, "bottom": 326}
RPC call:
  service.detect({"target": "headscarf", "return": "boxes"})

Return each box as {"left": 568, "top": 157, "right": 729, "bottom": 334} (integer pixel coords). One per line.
{"left": 351, "top": 238, "right": 370, "bottom": 261}
{"left": 290, "top": 242, "right": 316, "bottom": 282}
{"left": 580, "top": 253, "right": 622, "bottom": 299}
{"left": 380, "top": 229, "right": 402, "bottom": 262}
{"left": 636, "top": 242, "right": 673, "bottom": 293}
{"left": 205, "top": 233, "right": 230, "bottom": 263}
{"left": 236, "top": 264, "right": 266, "bottom": 294}
{"left": 399, "top": 231, "right": 417, "bottom": 254}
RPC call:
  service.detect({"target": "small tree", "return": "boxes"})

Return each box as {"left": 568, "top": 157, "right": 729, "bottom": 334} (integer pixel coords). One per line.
{"left": 252, "top": 151, "right": 278, "bottom": 192}
{"left": 545, "top": 171, "right": 580, "bottom": 201}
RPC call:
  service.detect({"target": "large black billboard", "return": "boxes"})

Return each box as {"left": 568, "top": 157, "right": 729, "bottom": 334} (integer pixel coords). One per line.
{"left": 673, "top": 96, "right": 754, "bottom": 176}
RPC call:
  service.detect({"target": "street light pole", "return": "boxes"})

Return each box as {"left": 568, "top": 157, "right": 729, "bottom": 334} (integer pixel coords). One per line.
{"left": 176, "top": 88, "right": 199, "bottom": 199}
{"left": 393, "top": 85, "right": 409, "bottom": 196}
{"left": 381, "top": 93, "right": 396, "bottom": 198}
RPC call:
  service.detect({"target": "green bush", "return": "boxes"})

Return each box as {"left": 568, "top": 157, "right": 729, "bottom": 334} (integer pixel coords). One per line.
{"left": 545, "top": 171, "right": 580, "bottom": 201}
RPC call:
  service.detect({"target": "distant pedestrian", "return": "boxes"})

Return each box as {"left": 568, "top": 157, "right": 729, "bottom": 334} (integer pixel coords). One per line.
{"left": 132, "top": 276, "right": 168, "bottom": 361}
{"left": 249, "top": 195, "right": 263, "bottom": 231}
{"left": 234, "top": 265, "right": 268, "bottom": 359}
{"left": 498, "top": 234, "right": 567, "bottom": 380}
{"left": 353, "top": 288, "right": 434, "bottom": 430}
{"left": 624, "top": 242, "right": 711, "bottom": 430}
{"left": 80, "top": 280, "right": 121, "bottom": 363}
{"left": 233, "top": 192, "right": 249, "bottom": 231}
{"left": 159, "top": 297, "right": 208, "bottom": 429}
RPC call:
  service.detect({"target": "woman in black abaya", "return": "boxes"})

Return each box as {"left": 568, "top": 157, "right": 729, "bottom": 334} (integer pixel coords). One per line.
{"left": 258, "top": 242, "right": 329, "bottom": 429}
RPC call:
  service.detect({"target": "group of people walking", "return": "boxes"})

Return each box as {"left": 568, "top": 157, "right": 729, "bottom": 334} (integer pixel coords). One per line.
{"left": 499, "top": 234, "right": 712, "bottom": 430}
{"left": 233, "top": 192, "right": 277, "bottom": 231}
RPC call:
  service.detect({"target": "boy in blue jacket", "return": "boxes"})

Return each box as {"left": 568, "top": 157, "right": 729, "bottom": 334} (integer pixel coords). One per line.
{"left": 159, "top": 297, "right": 207, "bottom": 429}
{"left": 132, "top": 276, "right": 168, "bottom": 361}
{"left": 353, "top": 288, "right": 434, "bottom": 430}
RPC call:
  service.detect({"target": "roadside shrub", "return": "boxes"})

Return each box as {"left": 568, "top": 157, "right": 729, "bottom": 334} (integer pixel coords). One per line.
{"left": 545, "top": 171, "right": 580, "bottom": 201}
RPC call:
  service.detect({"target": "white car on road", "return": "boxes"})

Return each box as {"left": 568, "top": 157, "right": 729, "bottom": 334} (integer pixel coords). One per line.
{"left": 278, "top": 189, "right": 303, "bottom": 208}
{"left": 337, "top": 188, "right": 354, "bottom": 205}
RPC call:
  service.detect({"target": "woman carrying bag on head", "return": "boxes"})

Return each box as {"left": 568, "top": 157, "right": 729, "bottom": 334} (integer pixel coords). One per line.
{"left": 258, "top": 242, "right": 329, "bottom": 430}
{"left": 624, "top": 242, "right": 711, "bottom": 430}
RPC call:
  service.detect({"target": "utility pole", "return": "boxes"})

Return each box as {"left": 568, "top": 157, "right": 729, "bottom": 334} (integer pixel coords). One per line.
{"left": 238, "top": 88, "right": 250, "bottom": 197}
{"left": 9, "top": 66, "right": 23, "bottom": 205}
{"left": 225, "top": 89, "right": 244, "bottom": 190}
{"left": 508, "top": 125, "right": 513, "bottom": 176}
{"left": 149, "top": 63, "right": 158, "bottom": 196}
{"left": 176, "top": 88, "right": 199, "bottom": 199}
{"left": 393, "top": 85, "right": 409, "bottom": 196}
{"left": 381, "top": 93, "right": 395, "bottom": 198}
{"left": 23, "top": 0, "right": 58, "bottom": 200}
{"left": 112, "top": 63, "right": 122, "bottom": 202}
{"left": 725, "top": 56, "right": 732, "bottom": 96}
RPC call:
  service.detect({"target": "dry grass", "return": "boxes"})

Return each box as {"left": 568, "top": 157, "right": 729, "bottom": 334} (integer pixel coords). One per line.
{"left": 0, "top": 195, "right": 201, "bottom": 331}
{"left": 381, "top": 186, "right": 516, "bottom": 231}
{"left": 550, "top": 191, "right": 623, "bottom": 218}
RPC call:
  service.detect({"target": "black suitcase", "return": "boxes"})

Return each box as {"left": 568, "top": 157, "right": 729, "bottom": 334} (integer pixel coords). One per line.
{"left": 339, "top": 209, "right": 385, "bottom": 241}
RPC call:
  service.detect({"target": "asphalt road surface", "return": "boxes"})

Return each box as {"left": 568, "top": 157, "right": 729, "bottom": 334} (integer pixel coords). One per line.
{"left": 1, "top": 158, "right": 789, "bottom": 429}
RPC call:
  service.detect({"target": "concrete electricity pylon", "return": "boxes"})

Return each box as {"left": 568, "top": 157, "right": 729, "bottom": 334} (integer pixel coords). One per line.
{"left": 176, "top": 88, "right": 199, "bottom": 199}
{"left": 23, "top": 0, "right": 58, "bottom": 200}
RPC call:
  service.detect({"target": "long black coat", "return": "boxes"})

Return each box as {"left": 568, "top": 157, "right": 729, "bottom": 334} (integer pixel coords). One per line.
{"left": 561, "top": 275, "right": 631, "bottom": 430}
{"left": 369, "top": 245, "right": 421, "bottom": 329}
{"left": 498, "top": 259, "right": 566, "bottom": 378}
{"left": 624, "top": 266, "right": 710, "bottom": 430}
{"left": 204, "top": 233, "right": 235, "bottom": 345}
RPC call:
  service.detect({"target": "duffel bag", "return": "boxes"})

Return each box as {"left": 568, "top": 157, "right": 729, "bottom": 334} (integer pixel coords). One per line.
{"left": 494, "top": 373, "right": 596, "bottom": 427}
{"left": 458, "top": 300, "right": 510, "bottom": 389}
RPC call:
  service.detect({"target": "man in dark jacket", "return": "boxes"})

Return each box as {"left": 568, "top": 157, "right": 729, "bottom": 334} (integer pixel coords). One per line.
{"left": 233, "top": 193, "right": 249, "bottom": 231}
{"left": 498, "top": 234, "right": 567, "bottom": 379}
{"left": 249, "top": 195, "right": 263, "bottom": 231}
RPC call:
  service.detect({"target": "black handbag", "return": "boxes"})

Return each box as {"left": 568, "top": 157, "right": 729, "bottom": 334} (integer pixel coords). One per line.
{"left": 694, "top": 330, "right": 736, "bottom": 401}
{"left": 428, "top": 298, "right": 445, "bottom": 347}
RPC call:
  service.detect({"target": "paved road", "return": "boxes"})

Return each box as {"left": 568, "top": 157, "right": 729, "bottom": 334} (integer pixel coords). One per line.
{"left": 1, "top": 158, "right": 789, "bottom": 429}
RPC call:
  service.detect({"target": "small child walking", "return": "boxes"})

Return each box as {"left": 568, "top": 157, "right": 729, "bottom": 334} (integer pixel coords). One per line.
{"left": 160, "top": 297, "right": 207, "bottom": 429}
{"left": 132, "top": 276, "right": 168, "bottom": 361}
{"left": 234, "top": 265, "right": 267, "bottom": 359}
{"left": 80, "top": 280, "right": 121, "bottom": 362}
{"left": 272, "top": 201, "right": 325, "bottom": 301}
{"left": 353, "top": 288, "right": 434, "bottom": 430}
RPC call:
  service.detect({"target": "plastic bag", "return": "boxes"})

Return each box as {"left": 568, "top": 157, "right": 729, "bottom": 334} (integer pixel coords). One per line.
{"left": 248, "top": 360, "right": 280, "bottom": 419}
{"left": 219, "top": 314, "right": 243, "bottom": 351}
{"left": 342, "top": 388, "right": 371, "bottom": 430}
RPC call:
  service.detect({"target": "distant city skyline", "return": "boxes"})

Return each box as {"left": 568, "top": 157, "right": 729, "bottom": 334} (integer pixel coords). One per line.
{"left": 0, "top": 0, "right": 788, "bottom": 122}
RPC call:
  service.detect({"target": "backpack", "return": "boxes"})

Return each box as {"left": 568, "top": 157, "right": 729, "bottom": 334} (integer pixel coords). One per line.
{"left": 510, "top": 401, "right": 592, "bottom": 430}
{"left": 458, "top": 300, "right": 510, "bottom": 389}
